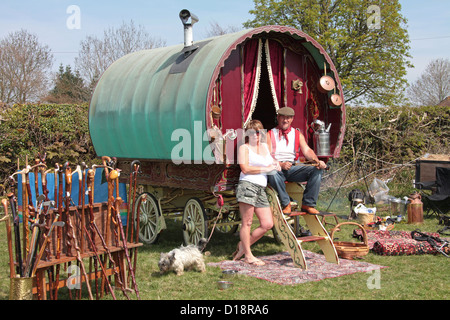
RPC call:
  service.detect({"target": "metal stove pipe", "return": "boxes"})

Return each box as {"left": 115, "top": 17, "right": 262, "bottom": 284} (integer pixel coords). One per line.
{"left": 179, "top": 9, "right": 199, "bottom": 48}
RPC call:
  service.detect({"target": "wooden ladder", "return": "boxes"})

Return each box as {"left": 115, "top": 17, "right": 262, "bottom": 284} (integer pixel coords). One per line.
{"left": 267, "top": 184, "right": 339, "bottom": 270}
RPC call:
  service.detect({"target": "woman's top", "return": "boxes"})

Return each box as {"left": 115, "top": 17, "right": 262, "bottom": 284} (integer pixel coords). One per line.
{"left": 239, "top": 143, "right": 273, "bottom": 187}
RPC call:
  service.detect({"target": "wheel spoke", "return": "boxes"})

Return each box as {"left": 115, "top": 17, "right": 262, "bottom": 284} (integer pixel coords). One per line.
{"left": 145, "top": 224, "right": 154, "bottom": 239}
{"left": 134, "top": 192, "right": 161, "bottom": 244}
{"left": 182, "top": 198, "right": 207, "bottom": 245}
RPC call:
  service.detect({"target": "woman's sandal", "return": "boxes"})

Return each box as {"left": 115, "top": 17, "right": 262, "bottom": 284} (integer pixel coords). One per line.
{"left": 232, "top": 242, "right": 244, "bottom": 261}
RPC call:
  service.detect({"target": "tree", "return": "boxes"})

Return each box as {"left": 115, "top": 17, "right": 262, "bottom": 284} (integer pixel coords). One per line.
{"left": 205, "top": 22, "right": 242, "bottom": 37}
{"left": 407, "top": 58, "right": 450, "bottom": 106}
{"left": 244, "top": 0, "right": 413, "bottom": 106}
{"left": 75, "top": 20, "right": 166, "bottom": 86}
{"left": 0, "top": 29, "right": 53, "bottom": 103}
{"left": 45, "top": 64, "right": 90, "bottom": 104}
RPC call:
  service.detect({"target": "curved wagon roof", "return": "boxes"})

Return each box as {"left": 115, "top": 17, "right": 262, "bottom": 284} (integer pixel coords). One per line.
{"left": 89, "top": 25, "right": 345, "bottom": 162}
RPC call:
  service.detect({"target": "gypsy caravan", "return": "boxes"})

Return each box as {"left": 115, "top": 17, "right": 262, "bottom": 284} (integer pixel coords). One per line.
{"left": 89, "top": 10, "right": 345, "bottom": 269}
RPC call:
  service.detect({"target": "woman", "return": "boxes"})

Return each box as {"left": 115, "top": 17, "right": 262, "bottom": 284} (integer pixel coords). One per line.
{"left": 232, "top": 120, "right": 280, "bottom": 266}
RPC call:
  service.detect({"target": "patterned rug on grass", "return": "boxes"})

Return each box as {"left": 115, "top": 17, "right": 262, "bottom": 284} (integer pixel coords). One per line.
{"left": 353, "top": 229, "right": 450, "bottom": 256}
{"left": 208, "top": 251, "right": 386, "bottom": 285}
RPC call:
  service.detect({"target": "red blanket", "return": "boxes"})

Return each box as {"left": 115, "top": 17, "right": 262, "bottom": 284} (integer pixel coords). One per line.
{"left": 353, "top": 230, "right": 450, "bottom": 256}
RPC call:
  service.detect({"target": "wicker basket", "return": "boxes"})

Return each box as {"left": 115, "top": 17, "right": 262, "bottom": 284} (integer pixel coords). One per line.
{"left": 330, "top": 222, "right": 369, "bottom": 260}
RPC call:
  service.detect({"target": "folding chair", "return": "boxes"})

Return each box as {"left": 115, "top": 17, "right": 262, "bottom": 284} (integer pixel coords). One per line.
{"left": 423, "top": 167, "right": 450, "bottom": 217}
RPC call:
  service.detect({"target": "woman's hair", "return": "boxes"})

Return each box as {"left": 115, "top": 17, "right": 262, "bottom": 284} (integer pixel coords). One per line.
{"left": 244, "top": 120, "right": 266, "bottom": 143}
{"left": 245, "top": 119, "right": 264, "bottom": 131}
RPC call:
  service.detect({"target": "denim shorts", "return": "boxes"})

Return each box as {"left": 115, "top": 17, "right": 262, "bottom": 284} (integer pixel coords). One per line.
{"left": 235, "top": 180, "right": 270, "bottom": 208}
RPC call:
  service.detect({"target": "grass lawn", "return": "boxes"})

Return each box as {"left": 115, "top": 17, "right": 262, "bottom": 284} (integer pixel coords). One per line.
{"left": 0, "top": 205, "right": 448, "bottom": 302}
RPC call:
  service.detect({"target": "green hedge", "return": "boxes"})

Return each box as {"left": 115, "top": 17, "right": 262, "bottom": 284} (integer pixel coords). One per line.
{"left": 0, "top": 104, "right": 97, "bottom": 189}
{"left": 342, "top": 105, "right": 449, "bottom": 168}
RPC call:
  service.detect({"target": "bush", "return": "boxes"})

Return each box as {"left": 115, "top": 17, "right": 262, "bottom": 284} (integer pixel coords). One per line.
{"left": 325, "top": 104, "right": 449, "bottom": 201}
{"left": 342, "top": 105, "right": 449, "bottom": 168}
{"left": 0, "top": 103, "right": 97, "bottom": 191}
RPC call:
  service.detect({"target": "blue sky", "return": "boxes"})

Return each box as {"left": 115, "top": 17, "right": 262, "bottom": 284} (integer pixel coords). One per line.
{"left": 0, "top": 0, "right": 449, "bottom": 85}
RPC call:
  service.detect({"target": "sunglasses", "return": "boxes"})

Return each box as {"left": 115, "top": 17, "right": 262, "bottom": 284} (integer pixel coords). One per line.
{"left": 247, "top": 129, "right": 262, "bottom": 135}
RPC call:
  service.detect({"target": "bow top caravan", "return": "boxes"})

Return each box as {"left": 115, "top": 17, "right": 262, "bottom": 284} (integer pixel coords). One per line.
{"left": 89, "top": 24, "right": 345, "bottom": 168}
{"left": 88, "top": 11, "right": 346, "bottom": 266}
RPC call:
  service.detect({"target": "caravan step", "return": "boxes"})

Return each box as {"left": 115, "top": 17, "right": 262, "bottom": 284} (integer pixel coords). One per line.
{"left": 267, "top": 185, "right": 339, "bottom": 270}
{"left": 296, "top": 235, "right": 326, "bottom": 242}
{"left": 287, "top": 211, "right": 307, "bottom": 217}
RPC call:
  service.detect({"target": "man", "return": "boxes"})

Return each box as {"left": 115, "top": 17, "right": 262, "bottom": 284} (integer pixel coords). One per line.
{"left": 267, "top": 106, "right": 327, "bottom": 215}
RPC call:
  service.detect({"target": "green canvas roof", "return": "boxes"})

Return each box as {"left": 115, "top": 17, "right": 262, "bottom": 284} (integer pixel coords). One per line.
{"left": 89, "top": 26, "right": 343, "bottom": 161}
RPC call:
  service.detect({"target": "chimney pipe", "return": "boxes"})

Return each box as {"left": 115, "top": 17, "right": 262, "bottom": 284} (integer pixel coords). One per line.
{"left": 179, "top": 9, "right": 199, "bottom": 48}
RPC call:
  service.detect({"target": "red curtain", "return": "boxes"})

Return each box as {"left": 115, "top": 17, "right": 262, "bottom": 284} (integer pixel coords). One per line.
{"left": 242, "top": 39, "right": 284, "bottom": 124}
{"left": 242, "top": 39, "right": 261, "bottom": 126}
{"left": 266, "top": 40, "right": 284, "bottom": 110}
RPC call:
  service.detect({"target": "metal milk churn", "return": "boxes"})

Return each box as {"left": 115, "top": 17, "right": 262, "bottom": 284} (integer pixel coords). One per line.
{"left": 311, "top": 120, "right": 331, "bottom": 156}
{"left": 407, "top": 191, "right": 423, "bottom": 224}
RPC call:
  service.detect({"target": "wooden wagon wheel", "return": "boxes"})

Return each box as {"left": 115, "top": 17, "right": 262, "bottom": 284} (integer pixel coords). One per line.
{"left": 134, "top": 192, "right": 161, "bottom": 244}
{"left": 215, "top": 210, "right": 240, "bottom": 234}
{"left": 182, "top": 197, "right": 208, "bottom": 246}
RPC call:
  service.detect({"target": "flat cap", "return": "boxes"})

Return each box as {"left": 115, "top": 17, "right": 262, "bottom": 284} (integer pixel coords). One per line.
{"left": 277, "top": 107, "right": 295, "bottom": 116}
